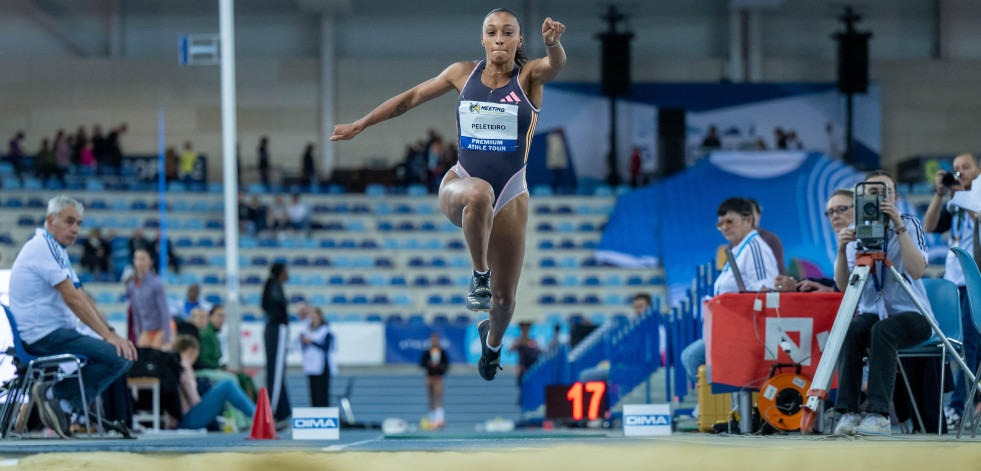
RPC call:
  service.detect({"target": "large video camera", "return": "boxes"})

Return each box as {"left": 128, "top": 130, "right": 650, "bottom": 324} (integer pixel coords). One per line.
{"left": 854, "top": 181, "right": 888, "bottom": 252}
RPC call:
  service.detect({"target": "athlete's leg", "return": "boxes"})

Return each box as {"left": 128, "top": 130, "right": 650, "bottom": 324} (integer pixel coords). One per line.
{"left": 438, "top": 170, "right": 494, "bottom": 272}
{"left": 484, "top": 193, "right": 528, "bottom": 347}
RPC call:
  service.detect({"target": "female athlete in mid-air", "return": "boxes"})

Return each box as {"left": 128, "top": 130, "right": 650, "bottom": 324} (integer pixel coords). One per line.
{"left": 331, "top": 8, "right": 566, "bottom": 380}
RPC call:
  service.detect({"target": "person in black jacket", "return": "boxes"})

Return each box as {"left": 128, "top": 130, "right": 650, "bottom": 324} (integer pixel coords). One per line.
{"left": 262, "top": 262, "right": 290, "bottom": 425}
{"left": 420, "top": 332, "right": 449, "bottom": 429}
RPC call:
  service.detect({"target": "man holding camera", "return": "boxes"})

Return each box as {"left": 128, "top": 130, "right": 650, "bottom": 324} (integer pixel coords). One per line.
{"left": 924, "top": 153, "right": 981, "bottom": 427}
{"left": 832, "top": 171, "right": 934, "bottom": 435}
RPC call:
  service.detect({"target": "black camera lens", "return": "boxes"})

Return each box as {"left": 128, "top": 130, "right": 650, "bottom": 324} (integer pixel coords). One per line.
{"left": 863, "top": 201, "right": 878, "bottom": 217}
{"left": 942, "top": 172, "right": 957, "bottom": 187}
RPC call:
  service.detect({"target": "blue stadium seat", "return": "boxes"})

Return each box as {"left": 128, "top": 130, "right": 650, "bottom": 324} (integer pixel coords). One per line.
{"left": 369, "top": 275, "right": 387, "bottom": 287}
{"left": 374, "top": 203, "right": 392, "bottom": 215}
{"left": 26, "top": 198, "right": 44, "bottom": 209}
{"left": 534, "top": 206, "right": 552, "bottom": 214}
{"left": 420, "top": 222, "right": 437, "bottom": 232}
{"left": 398, "top": 222, "right": 416, "bottom": 231}
{"left": 313, "top": 204, "right": 331, "bottom": 214}
{"left": 590, "top": 314, "right": 607, "bottom": 325}
{"left": 432, "top": 315, "right": 450, "bottom": 325}
{"left": 454, "top": 314, "right": 472, "bottom": 325}
{"left": 556, "top": 205, "right": 573, "bottom": 215}
{"left": 408, "top": 257, "right": 427, "bottom": 268}
{"left": 300, "top": 274, "right": 322, "bottom": 286}
{"left": 17, "top": 216, "right": 35, "bottom": 227}
{"left": 205, "top": 219, "right": 222, "bottom": 229}
{"left": 377, "top": 221, "right": 394, "bottom": 231}
{"left": 111, "top": 200, "right": 128, "bottom": 212}
{"left": 447, "top": 240, "right": 465, "bottom": 250}
{"left": 319, "top": 238, "right": 337, "bottom": 248}
{"left": 292, "top": 256, "right": 310, "bottom": 267}
{"left": 259, "top": 237, "right": 278, "bottom": 248}
{"left": 176, "top": 237, "right": 194, "bottom": 248}
{"left": 538, "top": 240, "right": 555, "bottom": 250}
{"left": 456, "top": 276, "right": 470, "bottom": 287}
{"left": 536, "top": 222, "right": 554, "bottom": 232}
{"left": 244, "top": 274, "right": 262, "bottom": 285}
{"left": 560, "top": 294, "right": 579, "bottom": 304}
{"left": 331, "top": 295, "right": 348, "bottom": 305}
{"left": 244, "top": 293, "right": 262, "bottom": 305}
{"left": 605, "top": 275, "right": 625, "bottom": 286}
{"left": 413, "top": 277, "right": 431, "bottom": 287}
{"left": 541, "top": 276, "right": 558, "bottom": 286}
{"left": 4, "top": 197, "right": 23, "bottom": 208}
{"left": 408, "top": 314, "right": 426, "bottom": 324}
{"left": 435, "top": 276, "right": 452, "bottom": 287}
{"left": 531, "top": 185, "right": 552, "bottom": 197}
{"left": 347, "top": 221, "right": 366, "bottom": 232}
{"left": 583, "top": 295, "right": 601, "bottom": 305}
{"left": 582, "top": 240, "right": 599, "bottom": 249}
{"left": 184, "top": 219, "right": 204, "bottom": 230}
{"left": 290, "top": 294, "right": 306, "bottom": 304}
{"left": 569, "top": 314, "right": 585, "bottom": 325}
{"left": 328, "top": 275, "right": 345, "bottom": 286}
{"left": 582, "top": 258, "right": 600, "bottom": 267}
{"left": 351, "top": 295, "right": 369, "bottom": 305}
{"left": 352, "top": 204, "right": 371, "bottom": 214}
{"left": 604, "top": 294, "right": 625, "bottom": 305}
{"left": 131, "top": 200, "right": 148, "bottom": 211}
{"left": 313, "top": 257, "right": 331, "bottom": 267}
{"left": 540, "top": 258, "right": 556, "bottom": 268}
{"left": 440, "top": 221, "right": 457, "bottom": 232}
{"left": 209, "top": 255, "right": 226, "bottom": 266}
{"left": 203, "top": 274, "right": 221, "bottom": 285}
{"left": 354, "top": 257, "right": 373, "bottom": 268}
{"left": 188, "top": 255, "right": 207, "bottom": 266}
{"left": 96, "top": 292, "right": 114, "bottom": 304}
{"left": 182, "top": 273, "right": 202, "bottom": 285}
{"left": 557, "top": 222, "right": 576, "bottom": 233}
{"left": 0, "top": 234, "right": 15, "bottom": 245}
{"left": 390, "top": 276, "right": 407, "bottom": 286}
{"left": 310, "top": 294, "right": 329, "bottom": 306}
{"left": 251, "top": 256, "right": 269, "bottom": 267}
{"left": 386, "top": 314, "right": 405, "bottom": 324}
{"left": 539, "top": 295, "right": 557, "bottom": 305}
{"left": 333, "top": 257, "right": 352, "bottom": 268}
{"left": 584, "top": 276, "right": 601, "bottom": 286}
{"left": 430, "top": 257, "right": 447, "bottom": 268}
{"left": 205, "top": 294, "right": 222, "bottom": 304}
{"left": 366, "top": 314, "right": 383, "bottom": 322}
{"left": 559, "top": 239, "right": 576, "bottom": 249}
{"left": 371, "top": 295, "right": 390, "bottom": 305}
{"left": 560, "top": 257, "right": 578, "bottom": 269}
{"left": 392, "top": 294, "right": 412, "bottom": 306}
{"left": 578, "top": 222, "right": 597, "bottom": 232}
{"left": 360, "top": 239, "right": 379, "bottom": 249}
{"left": 348, "top": 276, "right": 366, "bottom": 286}
{"left": 576, "top": 204, "right": 593, "bottom": 215}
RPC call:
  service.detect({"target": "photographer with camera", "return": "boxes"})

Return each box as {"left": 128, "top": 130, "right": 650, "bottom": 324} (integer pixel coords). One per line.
{"left": 924, "top": 153, "right": 981, "bottom": 427}
{"left": 831, "top": 171, "right": 935, "bottom": 435}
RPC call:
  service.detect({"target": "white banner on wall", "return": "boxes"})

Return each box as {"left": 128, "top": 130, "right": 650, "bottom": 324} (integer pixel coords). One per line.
{"left": 238, "top": 321, "right": 385, "bottom": 367}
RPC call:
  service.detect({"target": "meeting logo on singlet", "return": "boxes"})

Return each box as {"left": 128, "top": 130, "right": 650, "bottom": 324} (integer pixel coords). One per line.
{"left": 459, "top": 101, "right": 519, "bottom": 152}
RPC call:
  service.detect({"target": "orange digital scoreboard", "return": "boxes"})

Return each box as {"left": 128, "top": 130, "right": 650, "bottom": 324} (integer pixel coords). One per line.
{"left": 545, "top": 381, "right": 608, "bottom": 421}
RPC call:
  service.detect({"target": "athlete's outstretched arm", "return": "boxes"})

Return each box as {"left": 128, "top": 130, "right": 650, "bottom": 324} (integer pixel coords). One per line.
{"left": 528, "top": 17, "right": 566, "bottom": 85}
{"left": 330, "top": 62, "right": 472, "bottom": 141}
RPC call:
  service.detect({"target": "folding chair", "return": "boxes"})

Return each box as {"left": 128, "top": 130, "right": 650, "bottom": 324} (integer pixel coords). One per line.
{"left": 0, "top": 305, "right": 105, "bottom": 438}
{"left": 951, "top": 247, "right": 981, "bottom": 438}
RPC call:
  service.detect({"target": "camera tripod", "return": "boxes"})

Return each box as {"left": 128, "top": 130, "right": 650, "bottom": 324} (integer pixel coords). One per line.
{"left": 799, "top": 251, "right": 977, "bottom": 433}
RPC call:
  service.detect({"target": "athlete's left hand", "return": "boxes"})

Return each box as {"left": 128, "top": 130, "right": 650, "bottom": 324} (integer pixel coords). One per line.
{"left": 542, "top": 17, "right": 565, "bottom": 47}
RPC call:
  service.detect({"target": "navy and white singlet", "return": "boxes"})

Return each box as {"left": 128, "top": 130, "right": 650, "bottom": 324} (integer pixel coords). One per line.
{"left": 452, "top": 60, "right": 540, "bottom": 215}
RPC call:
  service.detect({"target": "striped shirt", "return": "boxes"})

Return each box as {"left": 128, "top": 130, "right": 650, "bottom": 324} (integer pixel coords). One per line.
{"left": 714, "top": 230, "right": 778, "bottom": 295}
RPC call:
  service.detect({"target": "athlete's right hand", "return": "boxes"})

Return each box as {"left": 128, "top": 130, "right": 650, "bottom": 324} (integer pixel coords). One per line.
{"left": 330, "top": 122, "right": 362, "bottom": 141}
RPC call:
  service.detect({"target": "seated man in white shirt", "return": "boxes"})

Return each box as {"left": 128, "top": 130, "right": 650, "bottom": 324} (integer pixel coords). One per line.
{"left": 681, "top": 197, "right": 778, "bottom": 386}
{"left": 831, "top": 171, "right": 934, "bottom": 436}
{"left": 8, "top": 195, "right": 137, "bottom": 438}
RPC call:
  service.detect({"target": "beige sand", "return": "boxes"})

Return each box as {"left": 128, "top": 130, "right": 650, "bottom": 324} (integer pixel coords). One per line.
{"left": 7, "top": 439, "right": 981, "bottom": 471}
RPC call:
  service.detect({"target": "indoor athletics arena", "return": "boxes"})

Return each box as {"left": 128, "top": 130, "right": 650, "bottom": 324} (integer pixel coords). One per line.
{"left": 1, "top": 0, "right": 981, "bottom": 470}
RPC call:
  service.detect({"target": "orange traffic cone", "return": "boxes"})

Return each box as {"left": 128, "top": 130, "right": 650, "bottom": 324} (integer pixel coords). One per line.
{"left": 249, "top": 387, "right": 277, "bottom": 440}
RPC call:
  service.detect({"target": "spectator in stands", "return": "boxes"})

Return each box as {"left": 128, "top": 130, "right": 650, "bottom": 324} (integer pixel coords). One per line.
{"left": 286, "top": 193, "right": 310, "bottom": 233}
{"left": 786, "top": 130, "right": 804, "bottom": 150}
{"left": 81, "top": 228, "right": 111, "bottom": 274}
{"left": 249, "top": 195, "right": 268, "bottom": 235}
{"left": 183, "top": 284, "right": 212, "bottom": 318}
{"left": 420, "top": 331, "right": 449, "bottom": 429}
{"left": 197, "top": 305, "right": 258, "bottom": 401}
{"left": 301, "top": 143, "right": 317, "bottom": 188}
{"left": 164, "top": 146, "right": 179, "bottom": 182}
{"left": 91, "top": 125, "right": 110, "bottom": 174}
{"left": 79, "top": 139, "right": 96, "bottom": 172}
{"left": 925, "top": 153, "right": 981, "bottom": 428}
{"left": 257, "top": 136, "right": 270, "bottom": 187}
{"left": 179, "top": 141, "right": 197, "bottom": 182}
{"left": 547, "top": 323, "right": 563, "bottom": 352}
{"left": 152, "top": 230, "right": 180, "bottom": 274}
{"left": 262, "top": 262, "right": 291, "bottom": 425}
{"left": 701, "top": 125, "right": 722, "bottom": 153}
{"left": 34, "top": 138, "right": 58, "bottom": 184}
{"left": 680, "top": 198, "right": 777, "bottom": 412}
{"left": 237, "top": 191, "right": 252, "bottom": 235}
{"left": 774, "top": 127, "right": 787, "bottom": 149}
{"left": 6, "top": 131, "right": 24, "bottom": 181}
{"left": 301, "top": 307, "right": 334, "bottom": 407}
{"left": 128, "top": 228, "right": 153, "bottom": 263}
{"left": 510, "top": 321, "right": 541, "bottom": 404}
{"left": 173, "top": 335, "right": 255, "bottom": 430}
{"left": 106, "top": 123, "right": 126, "bottom": 171}
{"left": 71, "top": 126, "right": 87, "bottom": 166}
{"left": 54, "top": 130, "right": 72, "bottom": 181}
{"left": 775, "top": 189, "right": 854, "bottom": 293}
{"left": 747, "top": 198, "right": 786, "bottom": 275}
{"left": 175, "top": 306, "right": 206, "bottom": 343}
{"left": 10, "top": 195, "right": 136, "bottom": 438}
{"left": 427, "top": 134, "right": 444, "bottom": 192}
{"left": 831, "top": 171, "right": 934, "bottom": 436}
{"left": 127, "top": 249, "right": 172, "bottom": 349}
{"left": 269, "top": 194, "right": 289, "bottom": 232}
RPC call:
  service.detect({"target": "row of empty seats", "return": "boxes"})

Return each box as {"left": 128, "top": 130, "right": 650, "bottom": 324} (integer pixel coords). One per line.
{"left": 539, "top": 294, "right": 635, "bottom": 305}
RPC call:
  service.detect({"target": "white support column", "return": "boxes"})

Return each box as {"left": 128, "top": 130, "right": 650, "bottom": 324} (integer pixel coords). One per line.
{"left": 219, "top": 0, "right": 242, "bottom": 370}
{"left": 728, "top": 9, "right": 745, "bottom": 82}
{"left": 747, "top": 9, "right": 764, "bottom": 82}
{"left": 320, "top": 15, "right": 337, "bottom": 178}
